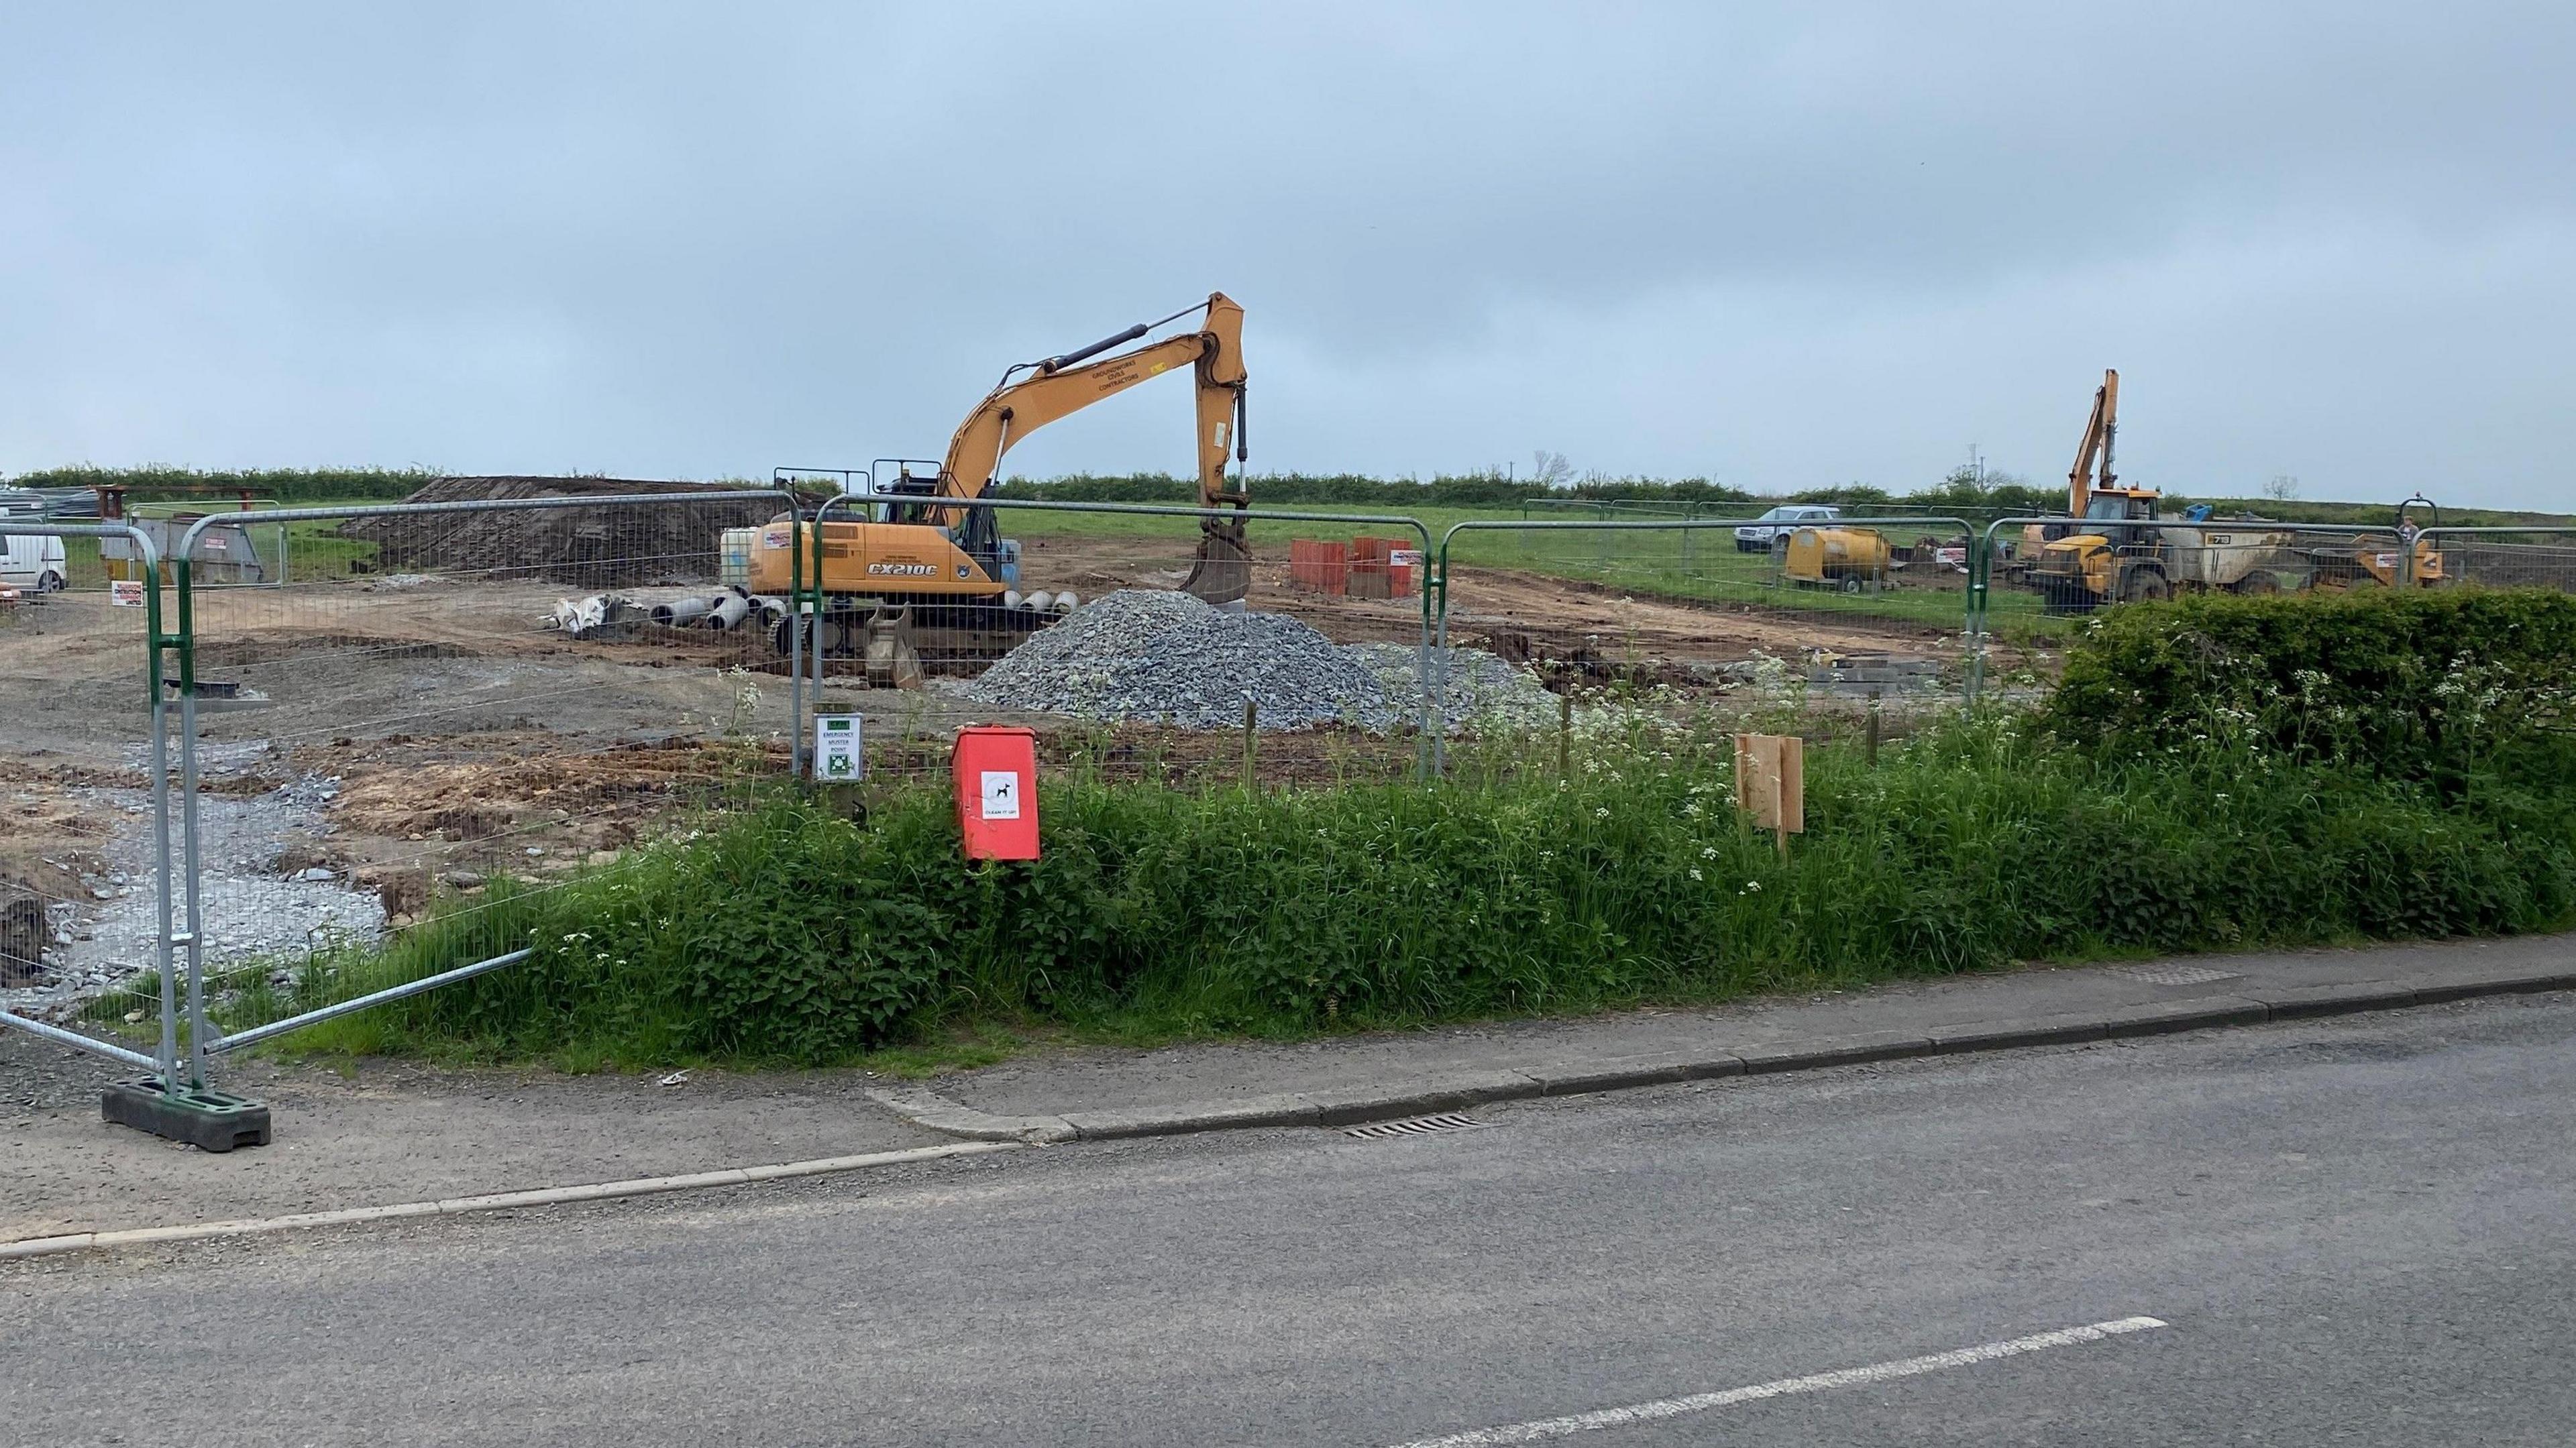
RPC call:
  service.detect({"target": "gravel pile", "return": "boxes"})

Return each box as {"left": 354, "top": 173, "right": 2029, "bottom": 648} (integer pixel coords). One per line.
{"left": 961, "top": 590, "right": 1560, "bottom": 735}
{"left": 1350, "top": 643, "right": 1562, "bottom": 733}
{"left": 963, "top": 590, "right": 1397, "bottom": 730}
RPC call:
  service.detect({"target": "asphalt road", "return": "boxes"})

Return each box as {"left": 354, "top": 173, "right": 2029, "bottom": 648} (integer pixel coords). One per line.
{"left": 8, "top": 994, "right": 2573, "bottom": 1446}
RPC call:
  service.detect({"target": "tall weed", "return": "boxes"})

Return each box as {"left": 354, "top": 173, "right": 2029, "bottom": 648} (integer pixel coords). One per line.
{"left": 264, "top": 708, "right": 2576, "bottom": 1066}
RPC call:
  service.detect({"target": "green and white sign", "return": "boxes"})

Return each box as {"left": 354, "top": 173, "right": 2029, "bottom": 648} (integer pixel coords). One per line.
{"left": 814, "top": 714, "right": 863, "bottom": 781}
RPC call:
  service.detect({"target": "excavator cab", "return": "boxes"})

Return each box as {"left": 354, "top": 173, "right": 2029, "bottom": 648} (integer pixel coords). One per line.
{"left": 875, "top": 464, "right": 947, "bottom": 526}
{"left": 2084, "top": 491, "right": 2156, "bottom": 523}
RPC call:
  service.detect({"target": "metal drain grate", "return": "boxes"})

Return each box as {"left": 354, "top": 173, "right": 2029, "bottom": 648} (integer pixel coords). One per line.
{"left": 2116, "top": 964, "right": 2244, "bottom": 987}
{"left": 1346, "top": 1113, "right": 1489, "bottom": 1140}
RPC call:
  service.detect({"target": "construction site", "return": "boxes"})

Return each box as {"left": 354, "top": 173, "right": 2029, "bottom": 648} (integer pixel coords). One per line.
{"left": 4, "top": 300, "right": 2571, "bottom": 1071}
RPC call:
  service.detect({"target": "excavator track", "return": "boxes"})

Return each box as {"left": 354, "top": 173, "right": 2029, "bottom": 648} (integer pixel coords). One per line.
{"left": 773, "top": 593, "right": 1073, "bottom": 685}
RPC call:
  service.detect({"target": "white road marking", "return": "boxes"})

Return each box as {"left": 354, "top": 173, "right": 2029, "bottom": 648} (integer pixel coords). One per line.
{"left": 0, "top": 1140, "right": 1023, "bottom": 1262}
{"left": 1385, "top": 1315, "right": 2169, "bottom": 1447}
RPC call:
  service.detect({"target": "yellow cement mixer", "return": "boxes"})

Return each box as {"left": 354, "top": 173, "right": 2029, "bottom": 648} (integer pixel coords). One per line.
{"left": 1782, "top": 526, "right": 1892, "bottom": 593}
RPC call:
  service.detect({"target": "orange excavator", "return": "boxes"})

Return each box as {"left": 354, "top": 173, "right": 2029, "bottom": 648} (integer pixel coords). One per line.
{"left": 749, "top": 293, "right": 1250, "bottom": 683}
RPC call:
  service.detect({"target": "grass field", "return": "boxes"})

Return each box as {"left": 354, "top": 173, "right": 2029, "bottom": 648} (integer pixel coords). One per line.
{"left": 25, "top": 496, "right": 2044, "bottom": 639}
{"left": 989, "top": 501, "right": 2010, "bottom": 636}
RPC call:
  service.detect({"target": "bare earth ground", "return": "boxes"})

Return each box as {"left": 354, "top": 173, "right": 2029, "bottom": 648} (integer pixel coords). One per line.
{"left": 0, "top": 527, "right": 1968, "bottom": 799}
{"left": 0, "top": 536, "right": 1978, "bottom": 1024}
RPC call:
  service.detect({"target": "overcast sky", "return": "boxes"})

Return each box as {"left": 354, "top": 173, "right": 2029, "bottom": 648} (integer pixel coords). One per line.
{"left": 5, "top": 4, "right": 2570, "bottom": 506}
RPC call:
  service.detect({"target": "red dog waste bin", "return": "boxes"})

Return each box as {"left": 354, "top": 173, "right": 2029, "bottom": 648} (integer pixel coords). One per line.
{"left": 952, "top": 726, "right": 1040, "bottom": 860}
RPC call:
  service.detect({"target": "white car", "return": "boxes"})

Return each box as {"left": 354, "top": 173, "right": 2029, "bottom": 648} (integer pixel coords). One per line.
{"left": 1735, "top": 504, "right": 1841, "bottom": 552}
{"left": 1, "top": 529, "right": 68, "bottom": 592}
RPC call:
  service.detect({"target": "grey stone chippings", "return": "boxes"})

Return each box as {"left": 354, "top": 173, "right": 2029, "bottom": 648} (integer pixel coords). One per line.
{"left": 963, "top": 590, "right": 1397, "bottom": 730}
{"left": 1, "top": 783, "right": 383, "bottom": 1021}
{"left": 961, "top": 589, "right": 1555, "bottom": 736}
{"left": 1346, "top": 642, "right": 1562, "bottom": 733}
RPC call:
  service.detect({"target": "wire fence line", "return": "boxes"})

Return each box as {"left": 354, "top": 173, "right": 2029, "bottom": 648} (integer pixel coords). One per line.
{"left": 14, "top": 492, "right": 2576, "bottom": 1087}
{"left": 0, "top": 522, "right": 189, "bottom": 1086}
{"left": 156, "top": 490, "right": 812, "bottom": 1084}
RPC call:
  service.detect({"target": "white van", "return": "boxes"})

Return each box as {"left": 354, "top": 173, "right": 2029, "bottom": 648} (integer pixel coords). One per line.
{"left": 1, "top": 531, "right": 68, "bottom": 592}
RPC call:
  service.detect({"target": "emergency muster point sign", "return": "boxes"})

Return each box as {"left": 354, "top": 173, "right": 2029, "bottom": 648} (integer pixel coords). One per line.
{"left": 953, "top": 726, "right": 1040, "bottom": 860}
{"left": 812, "top": 714, "right": 862, "bottom": 781}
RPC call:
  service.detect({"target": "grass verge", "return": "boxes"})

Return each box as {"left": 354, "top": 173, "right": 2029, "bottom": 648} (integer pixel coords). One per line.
{"left": 226, "top": 705, "right": 2576, "bottom": 1070}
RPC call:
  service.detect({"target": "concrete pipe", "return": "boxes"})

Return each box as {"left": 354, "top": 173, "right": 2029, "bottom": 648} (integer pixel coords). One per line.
{"left": 1052, "top": 591, "right": 1079, "bottom": 614}
{"left": 706, "top": 593, "right": 752, "bottom": 631}
{"left": 651, "top": 596, "right": 711, "bottom": 629}
{"left": 1022, "top": 590, "right": 1055, "bottom": 614}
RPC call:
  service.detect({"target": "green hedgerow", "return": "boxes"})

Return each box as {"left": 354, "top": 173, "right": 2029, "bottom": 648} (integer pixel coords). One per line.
{"left": 2046, "top": 587, "right": 2576, "bottom": 778}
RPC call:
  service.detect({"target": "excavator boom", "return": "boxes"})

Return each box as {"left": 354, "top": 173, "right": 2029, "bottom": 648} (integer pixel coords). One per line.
{"left": 2068, "top": 368, "right": 2118, "bottom": 518}
{"left": 933, "top": 292, "right": 1250, "bottom": 602}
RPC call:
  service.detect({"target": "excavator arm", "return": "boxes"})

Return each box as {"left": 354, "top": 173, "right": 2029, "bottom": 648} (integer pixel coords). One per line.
{"left": 2067, "top": 368, "right": 2118, "bottom": 518}
{"left": 933, "top": 292, "right": 1250, "bottom": 602}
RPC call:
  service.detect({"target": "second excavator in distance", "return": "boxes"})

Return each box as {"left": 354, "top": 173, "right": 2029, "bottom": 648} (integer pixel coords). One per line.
{"left": 746, "top": 292, "right": 1252, "bottom": 685}
{"left": 2021, "top": 369, "right": 2443, "bottom": 613}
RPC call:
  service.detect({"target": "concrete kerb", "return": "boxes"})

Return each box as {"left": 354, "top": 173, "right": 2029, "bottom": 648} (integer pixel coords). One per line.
{"left": 0, "top": 1141, "right": 1021, "bottom": 1264}
{"left": 14, "top": 966, "right": 2570, "bottom": 1266}
{"left": 870, "top": 966, "right": 2576, "bottom": 1144}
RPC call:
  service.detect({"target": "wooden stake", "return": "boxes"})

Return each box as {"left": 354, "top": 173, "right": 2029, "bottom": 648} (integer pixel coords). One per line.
{"left": 1242, "top": 695, "right": 1258, "bottom": 789}
{"left": 1866, "top": 690, "right": 1882, "bottom": 768}
{"left": 1558, "top": 690, "right": 1573, "bottom": 775}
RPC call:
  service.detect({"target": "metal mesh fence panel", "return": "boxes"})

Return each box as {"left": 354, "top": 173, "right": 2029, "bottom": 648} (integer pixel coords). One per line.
{"left": 168, "top": 490, "right": 811, "bottom": 1066}
{"left": 2418, "top": 527, "right": 2576, "bottom": 595}
{"left": 782, "top": 496, "right": 1442, "bottom": 791}
{"left": 1, "top": 523, "right": 183, "bottom": 1083}
{"left": 1432, "top": 516, "right": 1982, "bottom": 726}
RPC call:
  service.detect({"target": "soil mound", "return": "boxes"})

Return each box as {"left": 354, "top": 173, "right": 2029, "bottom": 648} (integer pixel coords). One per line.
{"left": 338, "top": 477, "right": 790, "bottom": 586}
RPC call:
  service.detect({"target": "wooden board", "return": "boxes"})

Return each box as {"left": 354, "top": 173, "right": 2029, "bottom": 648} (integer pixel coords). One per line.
{"left": 1733, "top": 732, "right": 1805, "bottom": 834}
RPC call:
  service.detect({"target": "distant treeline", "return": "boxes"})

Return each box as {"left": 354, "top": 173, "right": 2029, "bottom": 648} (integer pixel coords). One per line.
{"left": 2165, "top": 497, "right": 2566, "bottom": 528}
{"left": 11, "top": 464, "right": 2562, "bottom": 529}
{"left": 995, "top": 469, "right": 2075, "bottom": 518}
{"left": 5, "top": 466, "right": 439, "bottom": 502}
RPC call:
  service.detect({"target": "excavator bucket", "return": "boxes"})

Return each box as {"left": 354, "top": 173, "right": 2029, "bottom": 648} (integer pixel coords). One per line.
{"left": 862, "top": 604, "right": 925, "bottom": 689}
{"left": 1179, "top": 521, "right": 1252, "bottom": 606}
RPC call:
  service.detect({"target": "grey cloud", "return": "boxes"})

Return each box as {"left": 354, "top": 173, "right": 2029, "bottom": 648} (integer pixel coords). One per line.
{"left": 3, "top": 3, "right": 2571, "bottom": 505}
